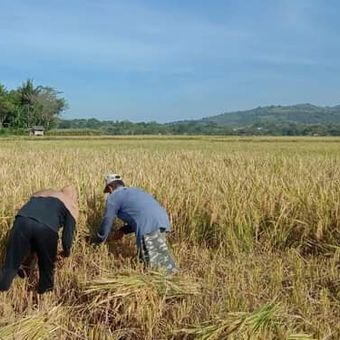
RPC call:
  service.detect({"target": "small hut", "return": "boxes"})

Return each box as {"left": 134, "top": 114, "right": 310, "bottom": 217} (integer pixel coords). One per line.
{"left": 29, "top": 126, "right": 45, "bottom": 136}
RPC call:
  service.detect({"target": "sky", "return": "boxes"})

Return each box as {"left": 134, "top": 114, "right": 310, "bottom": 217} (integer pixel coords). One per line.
{"left": 0, "top": 0, "right": 340, "bottom": 122}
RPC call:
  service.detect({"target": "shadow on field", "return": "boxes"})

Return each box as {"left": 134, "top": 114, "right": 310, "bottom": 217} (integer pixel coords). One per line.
{"left": 84, "top": 195, "right": 136, "bottom": 259}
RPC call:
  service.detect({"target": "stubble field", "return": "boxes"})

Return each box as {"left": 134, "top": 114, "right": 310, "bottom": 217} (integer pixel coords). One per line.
{"left": 0, "top": 136, "right": 339, "bottom": 339}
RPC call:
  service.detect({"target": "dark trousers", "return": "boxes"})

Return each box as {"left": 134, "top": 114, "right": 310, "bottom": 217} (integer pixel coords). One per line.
{"left": 0, "top": 216, "right": 58, "bottom": 294}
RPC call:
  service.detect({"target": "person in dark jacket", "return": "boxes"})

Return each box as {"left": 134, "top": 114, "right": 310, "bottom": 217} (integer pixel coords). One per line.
{"left": 0, "top": 185, "right": 78, "bottom": 294}
{"left": 96, "top": 173, "right": 178, "bottom": 274}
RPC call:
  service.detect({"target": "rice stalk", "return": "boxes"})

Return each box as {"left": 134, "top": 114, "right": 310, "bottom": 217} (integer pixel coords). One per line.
{"left": 82, "top": 270, "right": 200, "bottom": 301}
{"left": 172, "top": 302, "right": 281, "bottom": 339}
{"left": 287, "top": 334, "right": 317, "bottom": 340}
{"left": 0, "top": 306, "right": 62, "bottom": 340}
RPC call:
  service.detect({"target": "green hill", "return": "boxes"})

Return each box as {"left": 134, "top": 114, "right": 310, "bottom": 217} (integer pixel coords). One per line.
{"left": 51, "top": 103, "right": 340, "bottom": 136}
{"left": 199, "top": 104, "right": 340, "bottom": 126}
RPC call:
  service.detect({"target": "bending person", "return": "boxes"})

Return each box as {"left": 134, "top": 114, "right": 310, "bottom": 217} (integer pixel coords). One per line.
{"left": 0, "top": 185, "right": 78, "bottom": 294}
{"left": 95, "top": 173, "right": 178, "bottom": 274}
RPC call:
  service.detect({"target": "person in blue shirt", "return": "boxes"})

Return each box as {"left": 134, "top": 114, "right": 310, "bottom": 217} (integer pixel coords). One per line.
{"left": 96, "top": 173, "right": 177, "bottom": 274}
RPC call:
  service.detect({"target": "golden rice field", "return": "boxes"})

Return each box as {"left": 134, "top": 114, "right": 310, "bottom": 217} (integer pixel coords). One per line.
{"left": 0, "top": 136, "right": 339, "bottom": 339}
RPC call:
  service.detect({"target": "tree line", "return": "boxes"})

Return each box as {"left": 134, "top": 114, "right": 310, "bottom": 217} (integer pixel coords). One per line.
{"left": 0, "top": 80, "right": 67, "bottom": 130}
{"left": 57, "top": 118, "right": 340, "bottom": 136}
{"left": 2, "top": 80, "right": 340, "bottom": 136}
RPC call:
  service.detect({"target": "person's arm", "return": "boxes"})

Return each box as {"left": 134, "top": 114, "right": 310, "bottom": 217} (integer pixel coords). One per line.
{"left": 62, "top": 213, "right": 76, "bottom": 257}
{"left": 96, "top": 193, "right": 120, "bottom": 243}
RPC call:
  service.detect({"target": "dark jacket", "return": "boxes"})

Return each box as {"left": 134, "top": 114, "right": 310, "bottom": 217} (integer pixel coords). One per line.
{"left": 17, "top": 197, "right": 76, "bottom": 256}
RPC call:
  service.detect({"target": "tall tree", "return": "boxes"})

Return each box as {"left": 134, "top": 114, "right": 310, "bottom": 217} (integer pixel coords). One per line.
{"left": 17, "top": 79, "right": 40, "bottom": 128}
{"left": 16, "top": 80, "right": 67, "bottom": 129}
{"left": 33, "top": 86, "right": 68, "bottom": 129}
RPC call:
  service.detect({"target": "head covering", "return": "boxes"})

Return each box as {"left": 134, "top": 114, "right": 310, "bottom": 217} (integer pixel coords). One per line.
{"left": 32, "top": 185, "right": 79, "bottom": 221}
{"left": 104, "top": 173, "right": 122, "bottom": 186}
{"left": 103, "top": 173, "right": 123, "bottom": 192}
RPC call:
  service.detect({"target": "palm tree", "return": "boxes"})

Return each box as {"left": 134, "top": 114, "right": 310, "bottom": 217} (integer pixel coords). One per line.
{"left": 18, "top": 79, "right": 41, "bottom": 128}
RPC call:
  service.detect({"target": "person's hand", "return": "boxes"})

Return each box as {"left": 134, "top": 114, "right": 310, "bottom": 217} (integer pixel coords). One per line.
{"left": 85, "top": 234, "right": 101, "bottom": 246}
{"left": 112, "top": 228, "right": 124, "bottom": 241}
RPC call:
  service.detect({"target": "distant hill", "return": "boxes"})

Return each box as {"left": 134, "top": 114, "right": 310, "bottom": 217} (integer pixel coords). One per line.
{"left": 198, "top": 104, "right": 340, "bottom": 127}
{"left": 52, "top": 103, "right": 340, "bottom": 136}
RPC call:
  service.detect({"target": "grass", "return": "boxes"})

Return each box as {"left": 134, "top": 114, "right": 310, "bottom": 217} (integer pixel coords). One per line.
{"left": 0, "top": 136, "right": 339, "bottom": 339}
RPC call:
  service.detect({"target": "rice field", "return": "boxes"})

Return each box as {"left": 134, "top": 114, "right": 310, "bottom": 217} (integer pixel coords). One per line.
{"left": 0, "top": 136, "right": 339, "bottom": 339}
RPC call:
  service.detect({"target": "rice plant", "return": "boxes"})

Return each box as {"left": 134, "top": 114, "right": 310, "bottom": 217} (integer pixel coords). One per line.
{"left": 0, "top": 136, "right": 339, "bottom": 339}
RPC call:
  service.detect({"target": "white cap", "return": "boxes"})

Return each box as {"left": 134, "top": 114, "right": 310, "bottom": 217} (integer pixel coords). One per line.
{"left": 104, "top": 173, "right": 122, "bottom": 186}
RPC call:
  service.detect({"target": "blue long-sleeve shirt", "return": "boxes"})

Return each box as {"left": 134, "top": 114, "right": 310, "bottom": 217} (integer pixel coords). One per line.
{"left": 97, "top": 186, "right": 171, "bottom": 247}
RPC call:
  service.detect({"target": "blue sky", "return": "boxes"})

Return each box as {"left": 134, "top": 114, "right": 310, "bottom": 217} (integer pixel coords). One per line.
{"left": 1, "top": 0, "right": 339, "bottom": 122}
